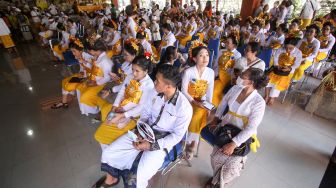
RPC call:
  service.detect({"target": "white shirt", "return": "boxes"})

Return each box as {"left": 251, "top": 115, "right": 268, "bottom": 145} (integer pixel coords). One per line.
{"left": 300, "top": 0, "right": 321, "bottom": 19}
{"left": 151, "top": 22, "right": 161, "bottom": 41}
{"left": 182, "top": 66, "right": 215, "bottom": 103}
{"left": 69, "top": 24, "right": 77, "bottom": 36}
{"left": 141, "top": 40, "right": 153, "bottom": 53}
{"left": 140, "top": 90, "right": 193, "bottom": 150}
{"left": 113, "top": 74, "right": 154, "bottom": 118}
{"left": 234, "top": 57, "right": 266, "bottom": 72}
{"left": 0, "top": 18, "right": 10, "bottom": 36}
{"left": 126, "top": 17, "right": 137, "bottom": 39}
{"left": 79, "top": 52, "right": 94, "bottom": 77}
{"left": 108, "top": 31, "right": 121, "bottom": 46}
{"left": 215, "top": 85, "right": 265, "bottom": 146}
{"left": 297, "top": 37, "right": 321, "bottom": 62}
{"left": 266, "top": 34, "right": 285, "bottom": 47}
{"left": 144, "top": 28, "right": 152, "bottom": 41}
{"left": 245, "top": 30, "right": 266, "bottom": 46}
{"left": 95, "top": 52, "right": 113, "bottom": 85}
{"left": 162, "top": 31, "right": 176, "bottom": 49}
{"left": 277, "top": 7, "right": 288, "bottom": 24}
{"left": 190, "top": 21, "right": 198, "bottom": 36}
{"left": 273, "top": 47, "right": 302, "bottom": 73}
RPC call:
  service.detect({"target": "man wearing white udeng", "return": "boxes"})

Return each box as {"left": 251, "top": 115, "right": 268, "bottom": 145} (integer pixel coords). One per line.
{"left": 92, "top": 64, "right": 193, "bottom": 188}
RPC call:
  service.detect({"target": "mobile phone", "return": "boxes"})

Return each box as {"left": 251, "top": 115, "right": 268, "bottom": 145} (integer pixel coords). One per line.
{"left": 127, "top": 130, "right": 138, "bottom": 142}
{"left": 106, "top": 112, "right": 115, "bottom": 121}
{"left": 203, "top": 101, "right": 215, "bottom": 111}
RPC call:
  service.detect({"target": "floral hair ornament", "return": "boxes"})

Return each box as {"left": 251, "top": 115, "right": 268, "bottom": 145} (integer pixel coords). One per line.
{"left": 69, "top": 36, "right": 84, "bottom": 48}
{"left": 144, "top": 51, "right": 151, "bottom": 60}
{"left": 124, "top": 38, "right": 140, "bottom": 53}
{"left": 188, "top": 40, "right": 207, "bottom": 58}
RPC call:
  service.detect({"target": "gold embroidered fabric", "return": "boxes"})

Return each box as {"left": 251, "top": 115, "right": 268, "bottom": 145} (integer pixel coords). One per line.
{"left": 299, "top": 41, "right": 314, "bottom": 58}
{"left": 120, "top": 80, "right": 143, "bottom": 106}
{"left": 188, "top": 79, "right": 208, "bottom": 101}
{"left": 112, "top": 40, "right": 122, "bottom": 55}
{"left": 278, "top": 53, "right": 295, "bottom": 67}
{"left": 115, "top": 68, "right": 127, "bottom": 85}
{"left": 218, "top": 51, "right": 235, "bottom": 71}
{"left": 319, "top": 36, "right": 329, "bottom": 49}
{"left": 88, "top": 61, "right": 104, "bottom": 81}
{"left": 270, "top": 41, "right": 282, "bottom": 49}
{"left": 208, "top": 28, "right": 217, "bottom": 39}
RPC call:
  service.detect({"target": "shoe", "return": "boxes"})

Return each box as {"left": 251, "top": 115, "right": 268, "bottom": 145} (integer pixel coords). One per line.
{"left": 51, "top": 102, "right": 68, "bottom": 109}
{"left": 92, "top": 176, "right": 119, "bottom": 188}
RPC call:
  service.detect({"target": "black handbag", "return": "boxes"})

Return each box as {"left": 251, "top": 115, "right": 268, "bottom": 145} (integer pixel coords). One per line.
{"left": 214, "top": 124, "right": 253, "bottom": 156}
{"left": 265, "top": 66, "right": 291, "bottom": 76}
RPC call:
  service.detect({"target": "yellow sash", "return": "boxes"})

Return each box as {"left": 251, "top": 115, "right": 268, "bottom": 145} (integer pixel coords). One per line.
{"left": 120, "top": 80, "right": 142, "bottom": 107}
{"left": 227, "top": 111, "right": 260, "bottom": 153}
{"left": 218, "top": 51, "right": 235, "bottom": 71}
{"left": 188, "top": 79, "right": 208, "bottom": 101}
{"left": 270, "top": 40, "right": 282, "bottom": 49}
{"left": 115, "top": 68, "right": 127, "bottom": 85}
{"left": 299, "top": 41, "right": 314, "bottom": 58}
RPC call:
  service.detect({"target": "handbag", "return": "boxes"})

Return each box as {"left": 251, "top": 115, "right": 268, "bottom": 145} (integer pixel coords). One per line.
{"left": 214, "top": 124, "right": 253, "bottom": 156}
{"left": 265, "top": 66, "right": 291, "bottom": 76}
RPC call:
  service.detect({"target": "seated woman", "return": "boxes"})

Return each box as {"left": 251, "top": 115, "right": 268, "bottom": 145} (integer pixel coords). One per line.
{"left": 234, "top": 42, "right": 266, "bottom": 76}
{"left": 95, "top": 55, "right": 154, "bottom": 150}
{"left": 51, "top": 23, "right": 70, "bottom": 61}
{"left": 51, "top": 38, "right": 93, "bottom": 109}
{"left": 287, "top": 19, "right": 304, "bottom": 39}
{"left": 265, "top": 37, "right": 302, "bottom": 105}
{"left": 76, "top": 39, "right": 113, "bottom": 115}
{"left": 205, "top": 68, "right": 267, "bottom": 188}
{"left": 315, "top": 22, "right": 335, "bottom": 62}
{"left": 213, "top": 35, "right": 242, "bottom": 107}
{"left": 243, "top": 20, "right": 266, "bottom": 47}
{"left": 136, "top": 29, "right": 153, "bottom": 54}
{"left": 182, "top": 43, "right": 215, "bottom": 158}
{"left": 138, "top": 18, "right": 152, "bottom": 42}
{"left": 99, "top": 38, "right": 144, "bottom": 102}
{"left": 176, "top": 24, "right": 193, "bottom": 49}
{"left": 267, "top": 23, "right": 288, "bottom": 67}
{"left": 159, "top": 23, "right": 176, "bottom": 52}
{"left": 293, "top": 24, "right": 321, "bottom": 82}
{"left": 103, "top": 20, "right": 122, "bottom": 59}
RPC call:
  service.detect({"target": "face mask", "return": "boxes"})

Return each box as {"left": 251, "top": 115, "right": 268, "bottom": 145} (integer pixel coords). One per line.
{"left": 236, "top": 77, "right": 246, "bottom": 88}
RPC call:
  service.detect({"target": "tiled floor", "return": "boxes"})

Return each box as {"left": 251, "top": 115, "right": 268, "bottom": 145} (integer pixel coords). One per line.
{"left": 0, "top": 43, "right": 335, "bottom": 188}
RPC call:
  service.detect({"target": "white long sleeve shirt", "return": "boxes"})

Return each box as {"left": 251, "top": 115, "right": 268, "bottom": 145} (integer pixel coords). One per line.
{"left": 126, "top": 17, "right": 137, "bottom": 39}
{"left": 140, "top": 90, "right": 193, "bottom": 150}
{"left": 161, "top": 31, "right": 176, "bottom": 49}
{"left": 112, "top": 61, "right": 133, "bottom": 93}
{"left": 113, "top": 74, "right": 154, "bottom": 118}
{"left": 215, "top": 85, "right": 265, "bottom": 146}
{"left": 182, "top": 66, "right": 215, "bottom": 103}
{"left": 273, "top": 47, "right": 302, "bottom": 73}
{"left": 95, "top": 52, "right": 113, "bottom": 85}
{"left": 300, "top": 0, "right": 321, "bottom": 19}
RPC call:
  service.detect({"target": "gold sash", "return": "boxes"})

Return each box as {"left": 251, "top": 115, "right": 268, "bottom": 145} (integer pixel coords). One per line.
{"left": 88, "top": 61, "right": 104, "bottom": 81}
{"left": 299, "top": 41, "right": 314, "bottom": 58}
{"left": 218, "top": 51, "right": 235, "bottom": 71}
{"left": 319, "top": 36, "right": 329, "bottom": 49}
{"left": 278, "top": 52, "right": 295, "bottom": 67}
{"left": 120, "top": 80, "right": 142, "bottom": 107}
{"left": 188, "top": 79, "right": 208, "bottom": 101}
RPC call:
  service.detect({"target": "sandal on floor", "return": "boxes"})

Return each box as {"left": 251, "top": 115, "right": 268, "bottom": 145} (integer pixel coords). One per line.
{"left": 92, "top": 176, "right": 120, "bottom": 188}
{"left": 51, "top": 102, "right": 68, "bottom": 109}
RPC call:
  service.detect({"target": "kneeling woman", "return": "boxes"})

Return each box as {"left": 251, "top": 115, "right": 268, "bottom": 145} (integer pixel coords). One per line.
{"left": 52, "top": 38, "right": 93, "bottom": 109}
{"left": 205, "top": 68, "right": 267, "bottom": 188}
{"left": 77, "top": 39, "right": 113, "bottom": 115}
{"left": 182, "top": 43, "right": 215, "bottom": 158}
{"left": 95, "top": 55, "right": 154, "bottom": 150}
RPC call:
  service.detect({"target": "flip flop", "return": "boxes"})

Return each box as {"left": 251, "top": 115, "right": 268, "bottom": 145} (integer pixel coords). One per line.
{"left": 92, "top": 176, "right": 120, "bottom": 188}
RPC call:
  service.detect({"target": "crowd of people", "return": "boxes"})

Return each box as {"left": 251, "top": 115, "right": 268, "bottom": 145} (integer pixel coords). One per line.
{"left": 0, "top": 0, "right": 335, "bottom": 188}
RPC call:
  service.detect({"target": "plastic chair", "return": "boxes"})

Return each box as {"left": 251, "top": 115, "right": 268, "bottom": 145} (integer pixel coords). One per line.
{"left": 208, "top": 49, "right": 214, "bottom": 68}
{"left": 207, "top": 38, "right": 220, "bottom": 58}
{"left": 158, "top": 133, "right": 191, "bottom": 188}
{"left": 191, "top": 35, "right": 200, "bottom": 41}
{"left": 258, "top": 48, "right": 273, "bottom": 68}
{"left": 179, "top": 41, "right": 192, "bottom": 54}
